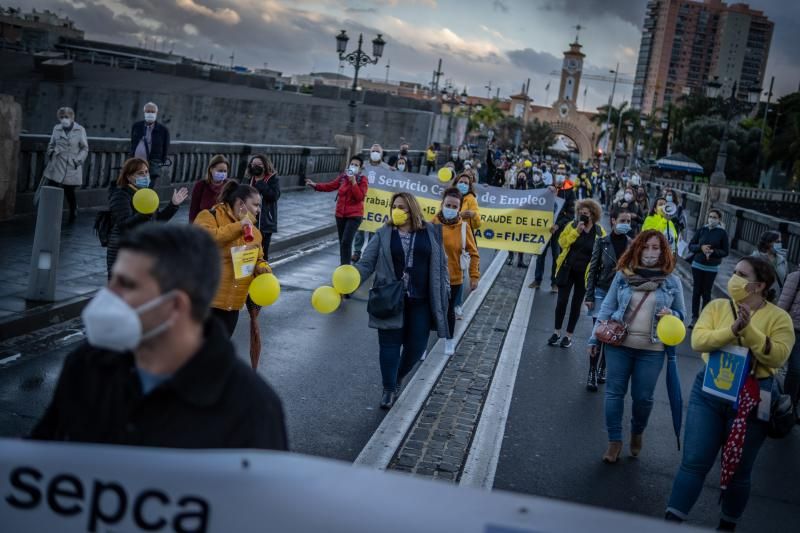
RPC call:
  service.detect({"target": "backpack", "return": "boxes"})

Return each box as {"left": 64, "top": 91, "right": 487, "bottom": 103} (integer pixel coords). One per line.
{"left": 94, "top": 210, "right": 113, "bottom": 247}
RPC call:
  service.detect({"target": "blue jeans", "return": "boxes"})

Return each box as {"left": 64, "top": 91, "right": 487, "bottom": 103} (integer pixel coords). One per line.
{"left": 453, "top": 283, "right": 464, "bottom": 309}
{"left": 666, "top": 371, "right": 770, "bottom": 523}
{"left": 377, "top": 298, "right": 432, "bottom": 391}
{"left": 534, "top": 233, "right": 560, "bottom": 284}
{"left": 604, "top": 344, "right": 665, "bottom": 442}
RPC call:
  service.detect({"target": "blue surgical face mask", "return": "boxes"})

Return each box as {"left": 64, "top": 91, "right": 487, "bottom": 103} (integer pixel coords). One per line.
{"left": 135, "top": 175, "right": 151, "bottom": 188}
{"left": 615, "top": 223, "right": 631, "bottom": 235}
{"left": 457, "top": 183, "right": 469, "bottom": 195}
{"left": 212, "top": 171, "right": 227, "bottom": 182}
{"left": 442, "top": 207, "right": 459, "bottom": 220}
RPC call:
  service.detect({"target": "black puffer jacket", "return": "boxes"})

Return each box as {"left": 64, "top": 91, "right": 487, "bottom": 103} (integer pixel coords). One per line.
{"left": 586, "top": 233, "right": 632, "bottom": 299}
{"left": 106, "top": 184, "right": 178, "bottom": 276}
{"left": 250, "top": 174, "right": 281, "bottom": 234}
{"left": 688, "top": 225, "right": 729, "bottom": 267}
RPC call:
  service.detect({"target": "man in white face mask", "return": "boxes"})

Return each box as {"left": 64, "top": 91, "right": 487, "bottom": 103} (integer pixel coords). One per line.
{"left": 31, "top": 224, "right": 287, "bottom": 450}
{"left": 130, "top": 101, "right": 171, "bottom": 188}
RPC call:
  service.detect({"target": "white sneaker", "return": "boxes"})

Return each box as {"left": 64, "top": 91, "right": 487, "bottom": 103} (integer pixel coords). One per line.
{"left": 444, "top": 339, "right": 456, "bottom": 356}
{"left": 454, "top": 305, "right": 464, "bottom": 320}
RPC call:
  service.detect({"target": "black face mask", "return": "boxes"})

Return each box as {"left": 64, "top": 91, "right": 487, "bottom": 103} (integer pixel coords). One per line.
{"left": 400, "top": 149, "right": 408, "bottom": 156}
{"left": 250, "top": 165, "right": 265, "bottom": 176}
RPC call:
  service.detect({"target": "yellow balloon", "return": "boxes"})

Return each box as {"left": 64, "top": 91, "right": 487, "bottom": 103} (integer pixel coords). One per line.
{"left": 657, "top": 314, "right": 686, "bottom": 346}
{"left": 437, "top": 167, "right": 453, "bottom": 183}
{"left": 132, "top": 188, "right": 159, "bottom": 214}
{"left": 248, "top": 273, "right": 280, "bottom": 306}
{"left": 524, "top": 160, "right": 533, "bottom": 168}
{"left": 332, "top": 265, "right": 361, "bottom": 295}
{"left": 312, "top": 286, "right": 341, "bottom": 314}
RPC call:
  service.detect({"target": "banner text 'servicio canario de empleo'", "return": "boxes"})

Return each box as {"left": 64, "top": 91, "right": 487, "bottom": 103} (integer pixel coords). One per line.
{"left": 357, "top": 169, "right": 565, "bottom": 255}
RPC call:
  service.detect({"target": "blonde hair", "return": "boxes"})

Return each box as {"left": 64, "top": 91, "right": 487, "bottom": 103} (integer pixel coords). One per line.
{"left": 576, "top": 198, "right": 603, "bottom": 223}
{"left": 390, "top": 192, "right": 426, "bottom": 232}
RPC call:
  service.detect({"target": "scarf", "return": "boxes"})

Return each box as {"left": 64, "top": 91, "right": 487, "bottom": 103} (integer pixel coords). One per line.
{"left": 623, "top": 268, "right": 667, "bottom": 291}
{"left": 436, "top": 212, "right": 461, "bottom": 226}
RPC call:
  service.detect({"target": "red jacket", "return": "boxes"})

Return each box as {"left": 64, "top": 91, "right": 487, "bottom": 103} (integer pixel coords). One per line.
{"left": 314, "top": 173, "right": 368, "bottom": 218}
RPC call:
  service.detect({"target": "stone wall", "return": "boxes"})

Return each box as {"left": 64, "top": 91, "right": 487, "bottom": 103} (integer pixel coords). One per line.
{"left": 0, "top": 51, "right": 435, "bottom": 149}
{"left": 0, "top": 94, "right": 22, "bottom": 219}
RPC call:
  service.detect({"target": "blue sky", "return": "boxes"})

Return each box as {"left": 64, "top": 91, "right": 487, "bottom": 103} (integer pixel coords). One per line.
{"left": 26, "top": 0, "right": 799, "bottom": 111}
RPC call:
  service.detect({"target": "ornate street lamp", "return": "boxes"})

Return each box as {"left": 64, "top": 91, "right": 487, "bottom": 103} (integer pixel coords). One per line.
{"left": 336, "top": 30, "right": 386, "bottom": 132}
{"left": 709, "top": 81, "right": 738, "bottom": 186}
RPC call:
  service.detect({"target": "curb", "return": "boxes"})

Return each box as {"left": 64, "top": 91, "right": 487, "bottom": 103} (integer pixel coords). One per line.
{"left": 0, "top": 223, "right": 337, "bottom": 342}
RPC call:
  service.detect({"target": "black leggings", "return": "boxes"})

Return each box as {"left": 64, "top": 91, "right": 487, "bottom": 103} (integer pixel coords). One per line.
{"left": 262, "top": 232, "right": 273, "bottom": 261}
{"left": 211, "top": 308, "right": 240, "bottom": 338}
{"left": 447, "top": 284, "right": 461, "bottom": 339}
{"left": 47, "top": 179, "right": 77, "bottom": 214}
{"left": 554, "top": 267, "right": 587, "bottom": 334}
{"left": 691, "top": 267, "right": 717, "bottom": 320}
{"left": 336, "top": 216, "right": 362, "bottom": 265}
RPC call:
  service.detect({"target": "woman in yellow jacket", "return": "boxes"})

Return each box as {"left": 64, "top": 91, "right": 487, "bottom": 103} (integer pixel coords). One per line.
{"left": 666, "top": 256, "right": 794, "bottom": 528}
{"left": 548, "top": 199, "right": 606, "bottom": 348}
{"left": 450, "top": 172, "right": 481, "bottom": 319}
{"left": 642, "top": 197, "right": 678, "bottom": 256}
{"left": 194, "top": 181, "right": 271, "bottom": 337}
{"left": 432, "top": 187, "right": 480, "bottom": 356}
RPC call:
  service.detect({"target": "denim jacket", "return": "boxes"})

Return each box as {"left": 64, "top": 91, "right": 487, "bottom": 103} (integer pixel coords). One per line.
{"left": 589, "top": 271, "right": 686, "bottom": 346}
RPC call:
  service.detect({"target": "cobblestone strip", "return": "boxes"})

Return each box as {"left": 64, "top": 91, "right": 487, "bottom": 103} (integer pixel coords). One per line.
{"left": 386, "top": 264, "right": 527, "bottom": 481}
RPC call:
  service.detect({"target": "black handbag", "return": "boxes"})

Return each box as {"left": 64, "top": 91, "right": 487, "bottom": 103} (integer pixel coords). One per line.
{"left": 367, "top": 232, "right": 414, "bottom": 320}
{"left": 367, "top": 280, "right": 405, "bottom": 319}
{"left": 767, "top": 379, "right": 794, "bottom": 439}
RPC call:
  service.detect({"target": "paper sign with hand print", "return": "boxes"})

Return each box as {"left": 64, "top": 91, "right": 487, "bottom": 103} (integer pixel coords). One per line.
{"left": 702, "top": 344, "right": 750, "bottom": 402}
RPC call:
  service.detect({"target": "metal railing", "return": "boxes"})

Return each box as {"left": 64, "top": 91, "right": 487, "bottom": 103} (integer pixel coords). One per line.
{"left": 651, "top": 176, "right": 800, "bottom": 203}
{"left": 17, "top": 134, "right": 348, "bottom": 214}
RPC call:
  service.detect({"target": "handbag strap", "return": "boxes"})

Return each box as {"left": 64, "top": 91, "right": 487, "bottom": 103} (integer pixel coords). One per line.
{"left": 624, "top": 290, "right": 652, "bottom": 324}
{"left": 461, "top": 221, "right": 467, "bottom": 255}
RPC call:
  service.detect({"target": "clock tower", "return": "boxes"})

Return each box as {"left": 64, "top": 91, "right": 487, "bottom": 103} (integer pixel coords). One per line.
{"left": 555, "top": 40, "right": 585, "bottom": 119}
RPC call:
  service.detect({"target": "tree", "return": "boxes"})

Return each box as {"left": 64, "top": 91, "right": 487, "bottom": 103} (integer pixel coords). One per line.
{"left": 767, "top": 92, "right": 800, "bottom": 184}
{"left": 491, "top": 117, "right": 555, "bottom": 153}
{"left": 469, "top": 100, "right": 505, "bottom": 133}
{"left": 592, "top": 102, "right": 639, "bottom": 152}
{"left": 672, "top": 116, "right": 762, "bottom": 185}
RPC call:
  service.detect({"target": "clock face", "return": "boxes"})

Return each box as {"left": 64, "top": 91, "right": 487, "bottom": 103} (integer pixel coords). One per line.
{"left": 559, "top": 103, "right": 569, "bottom": 118}
{"left": 565, "top": 58, "right": 582, "bottom": 74}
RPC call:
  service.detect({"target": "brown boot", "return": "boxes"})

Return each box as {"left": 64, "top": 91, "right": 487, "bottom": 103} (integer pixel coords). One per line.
{"left": 602, "top": 441, "right": 623, "bottom": 464}
{"left": 631, "top": 433, "right": 643, "bottom": 457}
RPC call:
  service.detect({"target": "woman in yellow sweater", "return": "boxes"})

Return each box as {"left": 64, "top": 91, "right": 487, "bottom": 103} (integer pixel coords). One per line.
{"left": 450, "top": 173, "right": 481, "bottom": 319}
{"left": 665, "top": 256, "right": 794, "bottom": 529}
{"left": 432, "top": 187, "right": 480, "bottom": 356}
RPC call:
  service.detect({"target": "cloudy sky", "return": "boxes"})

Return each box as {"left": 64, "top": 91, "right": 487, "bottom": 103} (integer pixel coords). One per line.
{"left": 25, "top": 0, "right": 799, "bottom": 111}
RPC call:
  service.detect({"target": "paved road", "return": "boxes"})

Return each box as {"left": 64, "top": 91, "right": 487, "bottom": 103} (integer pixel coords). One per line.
{"left": 0, "top": 238, "right": 496, "bottom": 462}
{"left": 493, "top": 260, "right": 800, "bottom": 532}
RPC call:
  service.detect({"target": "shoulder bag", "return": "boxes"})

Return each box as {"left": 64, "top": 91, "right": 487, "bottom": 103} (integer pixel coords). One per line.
{"left": 367, "top": 232, "right": 414, "bottom": 320}
{"left": 595, "top": 290, "right": 652, "bottom": 346}
{"left": 460, "top": 222, "right": 470, "bottom": 271}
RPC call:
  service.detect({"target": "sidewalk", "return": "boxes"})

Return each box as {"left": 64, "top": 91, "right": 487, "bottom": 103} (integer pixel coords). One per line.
{"left": 674, "top": 226, "right": 740, "bottom": 308}
{"left": 0, "top": 189, "right": 336, "bottom": 340}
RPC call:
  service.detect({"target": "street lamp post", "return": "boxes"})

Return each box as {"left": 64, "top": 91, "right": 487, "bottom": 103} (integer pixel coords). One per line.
{"left": 633, "top": 116, "right": 646, "bottom": 169}
{"left": 708, "top": 81, "right": 737, "bottom": 186}
{"left": 336, "top": 30, "right": 386, "bottom": 133}
{"left": 460, "top": 89, "right": 482, "bottom": 143}
{"left": 603, "top": 64, "right": 620, "bottom": 158}
{"left": 441, "top": 84, "right": 460, "bottom": 148}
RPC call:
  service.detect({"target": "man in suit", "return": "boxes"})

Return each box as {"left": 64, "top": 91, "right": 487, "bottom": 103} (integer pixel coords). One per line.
{"left": 130, "top": 102, "right": 170, "bottom": 188}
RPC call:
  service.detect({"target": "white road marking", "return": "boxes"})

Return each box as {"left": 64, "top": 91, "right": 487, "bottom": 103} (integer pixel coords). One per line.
{"left": 269, "top": 239, "right": 339, "bottom": 268}
{"left": 0, "top": 353, "right": 21, "bottom": 365}
{"left": 459, "top": 256, "right": 537, "bottom": 489}
{"left": 354, "top": 250, "right": 509, "bottom": 469}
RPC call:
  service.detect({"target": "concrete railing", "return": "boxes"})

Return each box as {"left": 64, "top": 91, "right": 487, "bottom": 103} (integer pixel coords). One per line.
{"left": 652, "top": 176, "right": 800, "bottom": 203}
{"left": 644, "top": 178, "right": 800, "bottom": 268}
{"left": 16, "top": 135, "right": 348, "bottom": 214}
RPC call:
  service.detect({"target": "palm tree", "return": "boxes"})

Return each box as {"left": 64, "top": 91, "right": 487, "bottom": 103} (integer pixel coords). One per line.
{"left": 470, "top": 100, "right": 505, "bottom": 132}
{"left": 593, "top": 102, "right": 639, "bottom": 153}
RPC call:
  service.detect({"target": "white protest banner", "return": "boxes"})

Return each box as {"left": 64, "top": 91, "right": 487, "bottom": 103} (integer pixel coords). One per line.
{"left": 357, "top": 169, "right": 564, "bottom": 255}
{"left": 0, "top": 438, "right": 689, "bottom": 533}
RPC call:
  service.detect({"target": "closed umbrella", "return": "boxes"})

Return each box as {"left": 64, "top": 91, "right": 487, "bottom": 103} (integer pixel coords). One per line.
{"left": 720, "top": 374, "right": 760, "bottom": 491}
{"left": 665, "top": 346, "right": 683, "bottom": 450}
{"left": 246, "top": 297, "right": 262, "bottom": 370}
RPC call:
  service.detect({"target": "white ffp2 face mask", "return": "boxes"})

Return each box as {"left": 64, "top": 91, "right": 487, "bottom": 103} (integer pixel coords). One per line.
{"left": 370, "top": 151, "right": 382, "bottom": 162}
{"left": 82, "top": 288, "right": 175, "bottom": 352}
{"left": 144, "top": 112, "right": 157, "bottom": 123}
